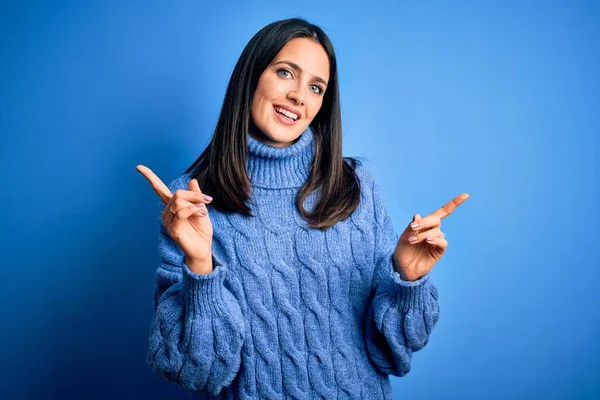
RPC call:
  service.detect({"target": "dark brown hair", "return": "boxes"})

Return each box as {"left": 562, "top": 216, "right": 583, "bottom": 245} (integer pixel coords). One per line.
{"left": 184, "top": 18, "right": 362, "bottom": 230}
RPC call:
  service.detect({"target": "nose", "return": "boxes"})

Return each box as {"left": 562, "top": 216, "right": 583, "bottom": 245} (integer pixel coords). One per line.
{"left": 287, "top": 86, "right": 305, "bottom": 106}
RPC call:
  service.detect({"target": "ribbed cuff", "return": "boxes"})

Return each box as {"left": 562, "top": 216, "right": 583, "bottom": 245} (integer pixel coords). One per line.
{"left": 391, "top": 269, "right": 431, "bottom": 286}
{"left": 182, "top": 256, "right": 230, "bottom": 317}
{"left": 390, "top": 269, "right": 433, "bottom": 312}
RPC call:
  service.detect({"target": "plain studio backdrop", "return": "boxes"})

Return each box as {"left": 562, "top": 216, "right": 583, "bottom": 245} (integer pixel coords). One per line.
{"left": 1, "top": 1, "right": 598, "bottom": 399}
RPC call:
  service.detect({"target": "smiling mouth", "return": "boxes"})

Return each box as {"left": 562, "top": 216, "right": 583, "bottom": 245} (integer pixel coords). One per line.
{"left": 273, "top": 106, "right": 299, "bottom": 121}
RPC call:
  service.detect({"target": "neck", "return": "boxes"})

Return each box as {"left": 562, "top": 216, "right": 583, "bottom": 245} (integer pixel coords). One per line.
{"left": 246, "top": 126, "right": 315, "bottom": 189}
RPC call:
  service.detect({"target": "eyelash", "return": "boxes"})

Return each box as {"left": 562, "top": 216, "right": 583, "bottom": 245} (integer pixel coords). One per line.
{"left": 276, "top": 68, "right": 324, "bottom": 95}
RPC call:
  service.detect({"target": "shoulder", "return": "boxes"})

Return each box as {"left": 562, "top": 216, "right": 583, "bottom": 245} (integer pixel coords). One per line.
{"left": 344, "top": 158, "right": 378, "bottom": 198}
{"left": 345, "top": 158, "right": 390, "bottom": 225}
{"left": 353, "top": 161, "right": 376, "bottom": 187}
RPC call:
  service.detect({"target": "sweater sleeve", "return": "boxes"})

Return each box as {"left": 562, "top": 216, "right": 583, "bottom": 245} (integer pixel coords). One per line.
{"left": 147, "top": 178, "right": 245, "bottom": 394}
{"left": 363, "top": 173, "right": 440, "bottom": 377}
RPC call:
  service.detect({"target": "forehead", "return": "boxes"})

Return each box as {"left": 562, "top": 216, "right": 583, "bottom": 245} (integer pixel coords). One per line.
{"left": 272, "top": 38, "right": 330, "bottom": 81}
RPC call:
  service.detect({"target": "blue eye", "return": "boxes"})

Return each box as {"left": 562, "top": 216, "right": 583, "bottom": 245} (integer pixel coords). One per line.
{"left": 309, "top": 84, "right": 324, "bottom": 94}
{"left": 277, "top": 68, "right": 292, "bottom": 78}
{"left": 276, "top": 68, "right": 324, "bottom": 95}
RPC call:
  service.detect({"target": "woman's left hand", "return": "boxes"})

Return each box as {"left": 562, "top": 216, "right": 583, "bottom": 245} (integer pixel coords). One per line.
{"left": 394, "top": 193, "right": 470, "bottom": 281}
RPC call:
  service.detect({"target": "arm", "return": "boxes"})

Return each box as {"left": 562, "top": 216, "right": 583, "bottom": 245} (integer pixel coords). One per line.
{"left": 363, "top": 173, "right": 440, "bottom": 377}
{"left": 147, "top": 180, "right": 245, "bottom": 394}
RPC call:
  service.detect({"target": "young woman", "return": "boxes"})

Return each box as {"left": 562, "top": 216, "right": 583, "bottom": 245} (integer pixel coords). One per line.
{"left": 137, "top": 18, "right": 468, "bottom": 399}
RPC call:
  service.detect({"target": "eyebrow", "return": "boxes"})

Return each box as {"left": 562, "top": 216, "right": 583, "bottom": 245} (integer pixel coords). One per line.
{"left": 272, "top": 60, "right": 328, "bottom": 87}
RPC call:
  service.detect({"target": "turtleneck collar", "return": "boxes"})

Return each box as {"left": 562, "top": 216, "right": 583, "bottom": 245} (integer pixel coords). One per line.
{"left": 246, "top": 126, "right": 315, "bottom": 189}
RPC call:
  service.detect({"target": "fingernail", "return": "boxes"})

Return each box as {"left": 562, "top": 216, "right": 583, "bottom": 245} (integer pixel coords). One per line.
{"left": 410, "top": 222, "right": 419, "bottom": 230}
{"left": 426, "top": 237, "right": 434, "bottom": 242}
{"left": 203, "top": 194, "right": 213, "bottom": 202}
{"left": 409, "top": 236, "right": 417, "bottom": 243}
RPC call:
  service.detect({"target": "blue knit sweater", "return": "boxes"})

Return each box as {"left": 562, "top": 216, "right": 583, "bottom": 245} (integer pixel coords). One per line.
{"left": 147, "top": 127, "right": 440, "bottom": 399}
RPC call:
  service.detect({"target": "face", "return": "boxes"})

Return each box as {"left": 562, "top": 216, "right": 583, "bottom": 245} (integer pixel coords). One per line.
{"left": 250, "top": 37, "right": 330, "bottom": 148}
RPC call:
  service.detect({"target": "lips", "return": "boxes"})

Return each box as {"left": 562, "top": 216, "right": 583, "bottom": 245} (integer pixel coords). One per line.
{"left": 273, "top": 106, "right": 299, "bottom": 126}
{"left": 273, "top": 105, "right": 301, "bottom": 121}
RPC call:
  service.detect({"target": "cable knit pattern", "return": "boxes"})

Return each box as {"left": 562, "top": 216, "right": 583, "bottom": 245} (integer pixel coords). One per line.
{"left": 147, "top": 127, "right": 440, "bottom": 399}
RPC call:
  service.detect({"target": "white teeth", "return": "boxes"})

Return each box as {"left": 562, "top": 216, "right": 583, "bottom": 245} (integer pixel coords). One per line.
{"left": 275, "top": 106, "right": 298, "bottom": 121}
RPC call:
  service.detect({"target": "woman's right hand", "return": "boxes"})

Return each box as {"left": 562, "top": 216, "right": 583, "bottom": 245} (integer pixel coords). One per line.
{"left": 136, "top": 165, "right": 214, "bottom": 272}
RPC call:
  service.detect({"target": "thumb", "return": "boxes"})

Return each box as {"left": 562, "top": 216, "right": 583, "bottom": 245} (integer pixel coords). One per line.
{"left": 189, "top": 178, "right": 213, "bottom": 207}
{"left": 189, "top": 178, "right": 202, "bottom": 193}
{"left": 188, "top": 178, "right": 208, "bottom": 217}
{"left": 405, "top": 213, "right": 422, "bottom": 235}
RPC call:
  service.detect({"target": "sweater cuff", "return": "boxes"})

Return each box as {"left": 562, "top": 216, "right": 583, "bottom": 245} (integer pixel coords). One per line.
{"left": 389, "top": 268, "right": 433, "bottom": 312}
{"left": 182, "top": 255, "right": 230, "bottom": 317}
{"left": 391, "top": 269, "right": 431, "bottom": 287}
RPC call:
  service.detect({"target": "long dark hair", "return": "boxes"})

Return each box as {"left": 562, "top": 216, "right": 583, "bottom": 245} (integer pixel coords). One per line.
{"left": 184, "top": 18, "right": 362, "bottom": 230}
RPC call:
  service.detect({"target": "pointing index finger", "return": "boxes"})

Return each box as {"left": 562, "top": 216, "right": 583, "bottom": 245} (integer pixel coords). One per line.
{"left": 433, "top": 193, "right": 470, "bottom": 220}
{"left": 136, "top": 164, "right": 172, "bottom": 204}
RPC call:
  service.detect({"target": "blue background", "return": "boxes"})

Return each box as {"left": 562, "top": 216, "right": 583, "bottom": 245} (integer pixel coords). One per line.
{"left": 2, "top": 1, "right": 599, "bottom": 399}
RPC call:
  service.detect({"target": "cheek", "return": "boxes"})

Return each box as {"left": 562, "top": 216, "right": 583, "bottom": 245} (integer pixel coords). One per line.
{"left": 306, "top": 99, "right": 324, "bottom": 120}
{"left": 257, "top": 75, "right": 282, "bottom": 97}
{"left": 253, "top": 83, "right": 277, "bottom": 113}
{"left": 251, "top": 89, "right": 269, "bottom": 118}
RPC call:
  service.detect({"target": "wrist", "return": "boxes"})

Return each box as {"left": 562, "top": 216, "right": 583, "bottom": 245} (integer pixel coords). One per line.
{"left": 393, "top": 254, "right": 417, "bottom": 282}
{"left": 185, "top": 255, "right": 213, "bottom": 275}
{"left": 392, "top": 254, "right": 404, "bottom": 276}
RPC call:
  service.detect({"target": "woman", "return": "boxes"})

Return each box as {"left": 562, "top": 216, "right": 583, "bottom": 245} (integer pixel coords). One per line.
{"left": 137, "top": 18, "right": 468, "bottom": 399}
